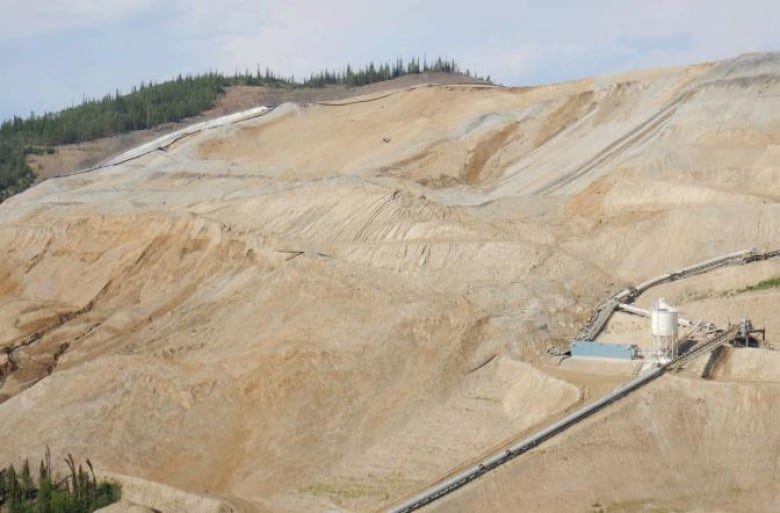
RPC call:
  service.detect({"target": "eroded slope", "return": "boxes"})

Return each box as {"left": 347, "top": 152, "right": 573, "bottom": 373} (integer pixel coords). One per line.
{"left": 1, "top": 53, "right": 780, "bottom": 513}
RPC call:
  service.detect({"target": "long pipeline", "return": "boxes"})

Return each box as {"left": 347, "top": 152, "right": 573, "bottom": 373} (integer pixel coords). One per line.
{"left": 577, "top": 248, "right": 779, "bottom": 341}
{"left": 615, "top": 303, "right": 715, "bottom": 330}
{"left": 53, "top": 106, "right": 273, "bottom": 178}
{"left": 632, "top": 249, "right": 757, "bottom": 294}
{"left": 386, "top": 320, "right": 743, "bottom": 513}
{"left": 385, "top": 248, "right": 779, "bottom": 513}
{"left": 385, "top": 367, "right": 664, "bottom": 513}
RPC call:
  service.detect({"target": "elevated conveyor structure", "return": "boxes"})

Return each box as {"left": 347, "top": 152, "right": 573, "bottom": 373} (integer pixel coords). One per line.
{"left": 667, "top": 325, "right": 739, "bottom": 371}
{"left": 615, "top": 303, "right": 717, "bottom": 333}
{"left": 383, "top": 325, "right": 740, "bottom": 513}
{"left": 574, "top": 249, "right": 779, "bottom": 342}
{"left": 383, "top": 248, "right": 778, "bottom": 513}
{"left": 384, "top": 366, "right": 664, "bottom": 513}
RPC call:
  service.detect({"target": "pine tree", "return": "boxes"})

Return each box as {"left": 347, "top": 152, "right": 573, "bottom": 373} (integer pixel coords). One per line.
{"left": 1, "top": 57, "right": 482, "bottom": 201}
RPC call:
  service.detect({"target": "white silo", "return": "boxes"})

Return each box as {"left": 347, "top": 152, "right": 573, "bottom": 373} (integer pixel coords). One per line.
{"left": 651, "top": 298, "right": 678, "bottom": 362}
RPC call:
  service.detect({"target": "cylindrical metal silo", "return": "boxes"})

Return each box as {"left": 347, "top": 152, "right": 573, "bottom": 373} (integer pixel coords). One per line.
{"left": 650, "top": 298, "right": 678, "bottom": 362}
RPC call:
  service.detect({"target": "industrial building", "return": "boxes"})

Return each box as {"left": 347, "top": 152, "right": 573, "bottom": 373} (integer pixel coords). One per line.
{"left": 570, "top": 297, "right": 683, "bottom": 363}
{"left": 570, "top": 341, "right": 638, "bottom": 360}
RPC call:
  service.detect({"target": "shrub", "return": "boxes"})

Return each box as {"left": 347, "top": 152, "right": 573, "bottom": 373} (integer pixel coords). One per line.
{"left": 0, "top": 449, "right": 120, "bottom": 513}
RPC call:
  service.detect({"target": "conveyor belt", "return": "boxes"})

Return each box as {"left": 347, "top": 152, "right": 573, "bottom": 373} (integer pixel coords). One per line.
{"left": 384, "top": 248, "right": 778, "bottom": 513}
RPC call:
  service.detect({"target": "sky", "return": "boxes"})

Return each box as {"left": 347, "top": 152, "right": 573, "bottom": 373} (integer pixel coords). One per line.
{"left": 1, "top": 0, "right": 779, "bottom": 121}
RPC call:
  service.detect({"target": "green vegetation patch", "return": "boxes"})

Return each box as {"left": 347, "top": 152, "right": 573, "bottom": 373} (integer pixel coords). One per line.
{"left": 0, "top": 140, "right": 35, "bottom": 202}
{"left": 302, "top": 473, "right": 417, "bottom": 502}
{"left": 0, "top": 450, "right": 120, "bottom": 513}
{"left": 739, "top": 275, "right": 780, "bottom": 293}
{"left": 676, "top": 275, "right": 780, "bottom": 304}
{"left": 303, "top": 479, "right": 390, "bottom": 500}
{"left": 596, "top": 497, "right": 677, "bottom": 513}
{"left": 0, "top": 57, "right": 487, "bottom": 202}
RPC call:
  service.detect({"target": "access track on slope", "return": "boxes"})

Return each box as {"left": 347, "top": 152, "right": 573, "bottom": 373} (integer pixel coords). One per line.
{"left": 384, "top": 248, "right": 777, "bottom": 513}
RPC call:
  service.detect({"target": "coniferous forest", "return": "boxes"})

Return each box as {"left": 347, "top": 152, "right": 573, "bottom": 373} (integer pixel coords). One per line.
{"left": 0, "top": 57, "right": 488, "bottom": 201}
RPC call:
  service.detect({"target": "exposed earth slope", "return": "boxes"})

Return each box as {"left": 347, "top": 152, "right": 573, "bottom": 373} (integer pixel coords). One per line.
{"left": 2, "top": 53, "right": 780, "bottom": 513}
{"left": 26, "top": 72, "right": 489, "bottom": 179}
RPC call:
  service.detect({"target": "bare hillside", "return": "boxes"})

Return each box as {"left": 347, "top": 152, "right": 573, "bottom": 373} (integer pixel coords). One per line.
{"left": 1, "top": 53, "right": 779, "bottom": 513}
{"left": 26, "top": 72, "right": 489, "bottom": 179}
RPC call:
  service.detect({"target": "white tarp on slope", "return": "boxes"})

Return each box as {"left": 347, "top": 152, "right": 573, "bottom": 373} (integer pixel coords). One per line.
{"left": 103, "top": 106, "right": 270, "bottom": 167}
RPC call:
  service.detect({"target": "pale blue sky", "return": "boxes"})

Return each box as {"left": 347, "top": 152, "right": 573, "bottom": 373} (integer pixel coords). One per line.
{"left": 1, "top": 0, "right": 779, "bottom": 121}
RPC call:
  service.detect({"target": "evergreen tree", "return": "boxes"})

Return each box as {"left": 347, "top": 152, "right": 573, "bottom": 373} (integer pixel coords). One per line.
{"left": 1, "top": 57, "right": 490, "bottom": 201}
{"left": 5, "top": 465, "right": 21, "bottom": 512}
{"left": 0, "top": 452, "right": 119, "bottom": 513}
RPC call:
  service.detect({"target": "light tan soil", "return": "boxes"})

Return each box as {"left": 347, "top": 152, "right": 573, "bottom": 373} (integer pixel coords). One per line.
{"left": 2, "top": 53, "right": 780, "bottom": 513}
{"left": 26, "top": 73, "right": 489, "bottom": 179}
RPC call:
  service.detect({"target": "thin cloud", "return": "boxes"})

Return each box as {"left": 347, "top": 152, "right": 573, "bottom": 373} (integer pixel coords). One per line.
{"left": 1, "top": 0, "right": 779, "bottom": 119}
{"left": 0, "top": 0, "right": 156, "bottom": 41}
{"left": 615, "top": 33, "right": 694, "bottom": 55}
